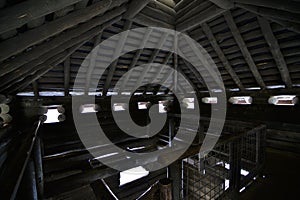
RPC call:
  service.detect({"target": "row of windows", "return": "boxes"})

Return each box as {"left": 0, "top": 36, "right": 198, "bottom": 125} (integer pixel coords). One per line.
{"left": 202, "top": 95, "right": 298, "bottom": 106}
{"left": 42, "top": 95, "right": 298, "bottom": 123}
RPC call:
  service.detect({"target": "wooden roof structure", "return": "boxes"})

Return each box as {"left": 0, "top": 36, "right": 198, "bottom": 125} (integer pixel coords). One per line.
{"left": 1, "top": 1, "right": 300, "bottom": 199}
{"left": 0, "top": 0, "right": 299, "bottom": 96}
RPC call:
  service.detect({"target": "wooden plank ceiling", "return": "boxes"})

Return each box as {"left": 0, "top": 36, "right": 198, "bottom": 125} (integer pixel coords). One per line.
{"left": 0, "top": 0, "right": 299, "bottom": 96}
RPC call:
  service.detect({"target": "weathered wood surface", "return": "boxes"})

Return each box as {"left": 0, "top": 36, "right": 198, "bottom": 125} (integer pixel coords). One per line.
{"left": 224, "top": 11, "right": 266, "bottom": 89}
{"left": 0, "top": 0, "right": 84, "bottom": 35}
{"left": 0, "top": 0, "right": 126, "bottom": 63}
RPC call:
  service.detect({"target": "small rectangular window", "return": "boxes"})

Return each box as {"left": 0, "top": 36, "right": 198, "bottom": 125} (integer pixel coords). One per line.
{"left": 202, "top": 97, "right": 218, "bottom": 104}
{"left": 113, "top": 103, "right": 127, "bottom": 111}
{"left": 229, "top": 96, "right": 252, "bottom": 105}
{"left": 44, "top": 108, "right": 60, "bottom": 124}
{"left": 80, "top": 104, "right": 99, "bottom": 113}
{"left": 158, "top": 101, "right": 168, "bottom": 113}
{"left": 138, "top": 102, "right": 150, "bottom": 110}
{"left": 268, "top": 95, "right": 298, "bottom": 106}
{"left": 182, "top": 98, "right": 195, "bottom": 109}
{"left": 119, "top": 166, "right": 149, "bottom": 186}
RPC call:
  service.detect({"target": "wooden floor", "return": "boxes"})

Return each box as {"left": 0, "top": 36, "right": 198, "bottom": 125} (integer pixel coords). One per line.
{"left": 239, "top": 148, "right": 300, "bottom": 200}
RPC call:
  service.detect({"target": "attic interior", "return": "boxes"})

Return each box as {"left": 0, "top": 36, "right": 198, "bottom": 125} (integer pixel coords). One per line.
{"left": 0, "top": 0, "right": 300, "bottom": 199}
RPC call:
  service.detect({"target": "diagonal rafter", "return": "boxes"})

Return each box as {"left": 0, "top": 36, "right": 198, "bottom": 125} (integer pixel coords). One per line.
{"left": 202, "top": 22, "right": 245, "bottom": 91}
{"left": 0, "top": 0, "right": 85, "bottom": 35}
{"left": 0, "top": 5, "right": 127, "bottom": 79}
{"left": 102, "top": 20, "right": 132, "bottom": 96}
{"left": 123, "top": 0, "right": 152, "bottom": 20}
{"left": 85, "top": 34, "right": 103, "bottom": 94}
{"left": 152, "top": 52, "right": 173, "bottom": 94}
{"left": 135, "top": 32, "right": 169, "bottom": 89}
{"left": 224, "top": 11, "right": 266, "bottom": 89}
{"left": 0, "top": 0, "right": 121, "bottom": 63}
{"left": 4, "top": 15, "right": 124, "bottom": 94}
{"left": 119, "top": 28, "right": 153, "bottom": 93}
{"left": 181, "top": 58, "right": 205, "bottom": 88}
{"left": 64, "top": 56, "right": 71, "bottom": 96}
{"left": 258, "top": 17, "right": 293, "bottom": 89}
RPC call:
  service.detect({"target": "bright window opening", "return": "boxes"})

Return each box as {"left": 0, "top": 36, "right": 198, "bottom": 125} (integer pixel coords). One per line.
{"left": 268, "top": 95, "right": 298, "bottom": 106}
{"left": 182, "top": 98, "right": 195, "bottom": 109}
{"left": 202, "top": 97, "right": 218, "bottom": 104}
{"left": 44, "top": 108, "right": 61, "bottom": 124}
{"left": 119, "top": 166, "right": 149, "bottom": 186}
{"left": 225, "top": 179, "right": 230, "bottom": 190}
{"left": 17, "top": 92, "right": 34, "bottom": 97}
{"left": 113, "top": 103, "right": 127, "bottom": 111}
{"left": 229, "top": 96, "right": 253, "bottom": 105}
{"left": 157, "top": 92, "right": 165, "bottom": 95}
{"left": 159, "top": 101, "right": 168, "bottom": 113}
{"left": 121, "top": 92, "right": 131, "bottom": 96}
{"left": 80, "top": 104, "right": 99, "bottom": 113}
{"left": 138, "top": 102, "right": 150, "bottom": 110}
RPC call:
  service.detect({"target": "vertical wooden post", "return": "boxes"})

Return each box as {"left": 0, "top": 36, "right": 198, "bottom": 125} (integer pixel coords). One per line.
{"left": 64, "top": 57, "right": 71, "bottom": 96}
{"left": 159, "top": 178, "right": 173, "bottom": 200}
{"left": 32, "top": 81, "right": 39, "bottom": 99}
{"left": 33, "top": 137, "right": 44, "bottom": 199}
{"left": 229, "top": 139, "right": 241, "bottom": 197}
{"left": 16, "top": 159, "right": 38, "bottom": 200}
{"left": 168, "top": 162, "right": 181, "bottom": 200}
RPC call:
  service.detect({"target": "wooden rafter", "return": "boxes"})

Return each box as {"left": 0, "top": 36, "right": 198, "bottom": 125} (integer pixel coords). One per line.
{"left": 236, "top": 4, "right": 300, "bottom": 24}
{"left": 85, "top": 34, "right": 103, "bottom": 94}
{"left": 0, "top": 5, "right": 126, "bottom": 79}
{"left": 202, "top": 22, "right": 245, "bottom": 91}
{"left": 0, "top": 0, "right": 127, "bottom": 63}
{"left": 152, "top": 51, "right": 173, "bottom": 94}
{"left": 269, "top": 18, "right": 300, "bottom": 34}
{"left": 135, "top": 32, "right": 170, "bottom": 90}
{"left": 7, "top": 42, "right": 86, "bottom": 94}
{"left": 102, "top": 20, "right": 133, "bottom": 96}
{"left": 181, "top": 59, "right": 205, "bottom": 88}
{"left": 177, "top": 0, "right": 212, "bottom": 23}
{"left": 177, "top": 4, "right": 226, "bottom": 32}
{"left": 233, "top": 0, "right": 300, "bottom": 14}
{"left": 123, "top": 0, "right": 152, "bottom": 20}
{"left": 64, "top": 56, "right": 71, "bottom": 96}
{"left": 258, "top": 17, "right": 293, "bottom": 89}
{"left": 208, "top": 0, "right": 234, "bottom": 9}
{"left": 119, "top": 28, "right": 153, "bottom": 92}
{"left": 134, "top": 13, "right": 175, "bottom": 29}
{"left": 4, "top": 16, "right": 124, "bottom": 94}
{"left": 0, "top": 0, "right": 84, "bottom": 35}
{"left": 224, "top": 11, "right": 266, "bottom": 89}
